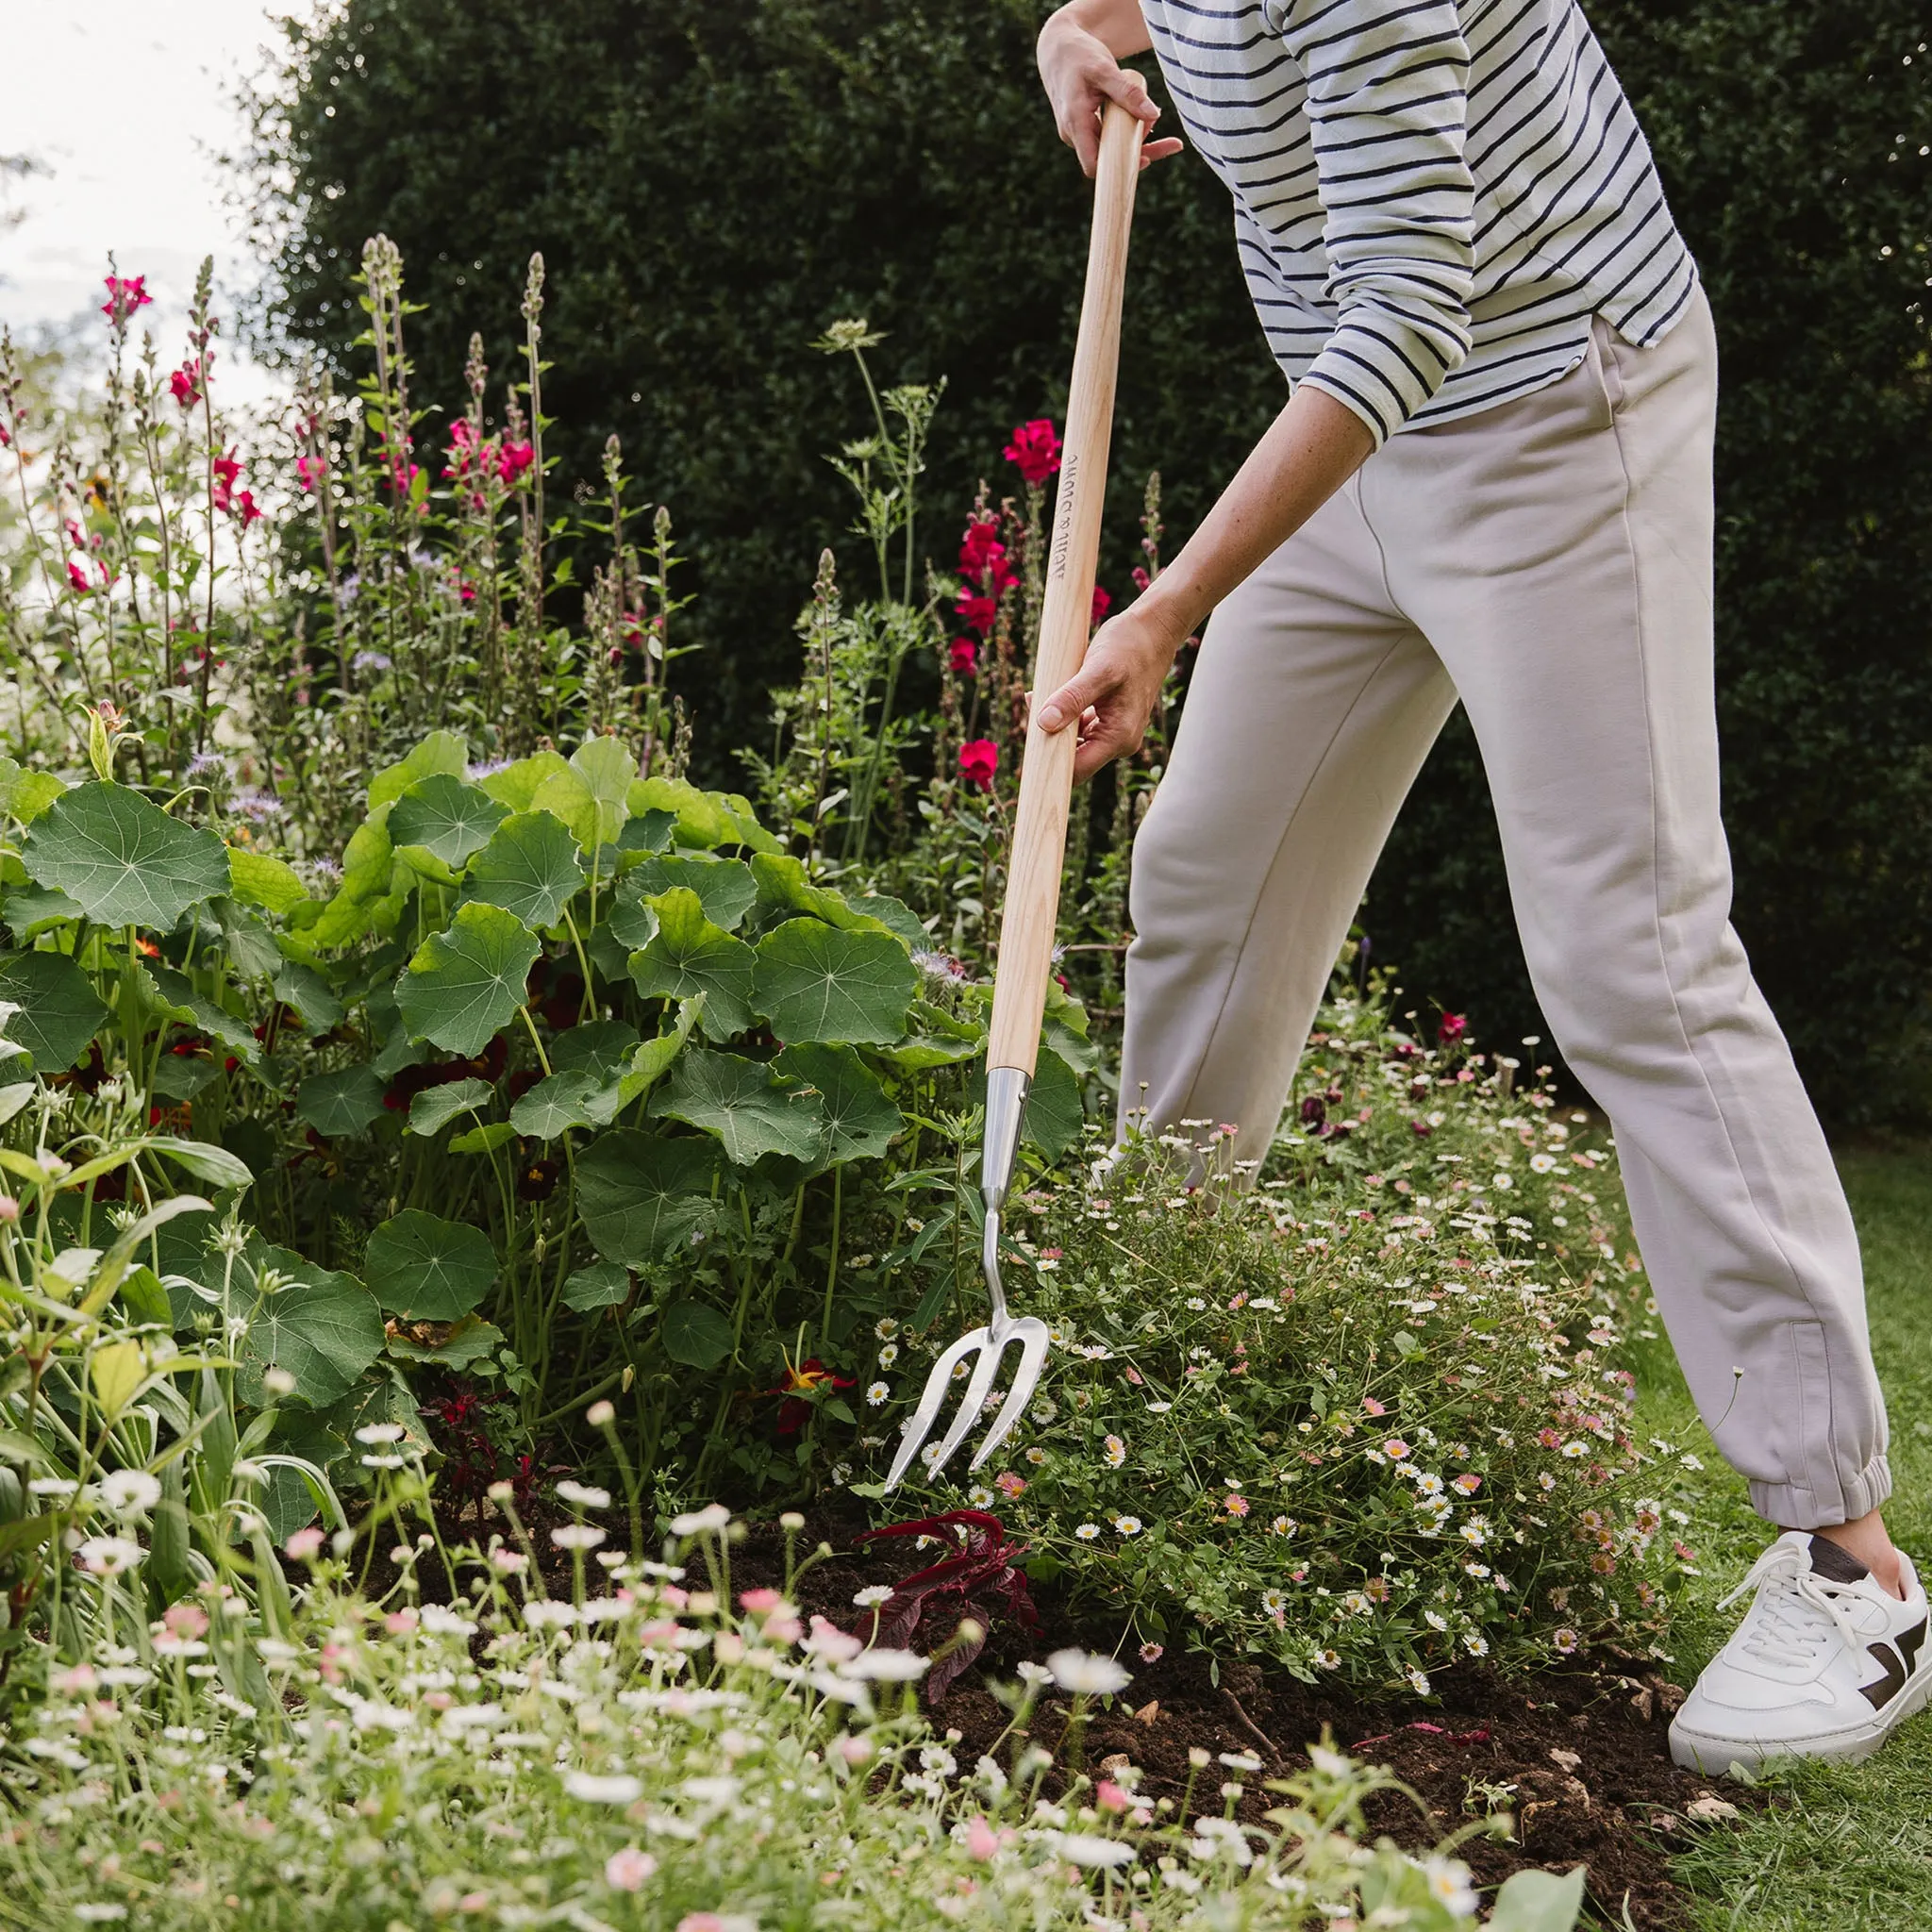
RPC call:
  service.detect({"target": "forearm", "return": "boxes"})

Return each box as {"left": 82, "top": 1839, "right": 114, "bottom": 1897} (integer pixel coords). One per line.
{"left": 1044, "top": 0, "right": 1153, "bottom": 59}
{"left": 1137, "top": 385, "right": 1374, "bottom": 651}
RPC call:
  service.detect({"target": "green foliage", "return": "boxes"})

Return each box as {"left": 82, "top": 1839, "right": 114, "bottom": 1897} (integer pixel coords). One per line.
{"left": 242, "top": 0, "right": 1276, "bottom": 765}
{"left": 248, "top": 0, "right": 1932, "bottom": 1128}
{"left": 867, "top": 989, "right": 1679, "bottom": 1687}
{"left": 0, "top": 1508, "right": 1567, "bottom": 1932}
{"left": 24, "top": 783, "right": 229, "bottom": 931}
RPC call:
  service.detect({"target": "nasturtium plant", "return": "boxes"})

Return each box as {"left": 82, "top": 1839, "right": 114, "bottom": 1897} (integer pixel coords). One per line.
{"left": 654, "top": 1046, "right": 823, "bottom": 1166}
{"left": 363, "top": 1210, "right": 496, "bottom": 1323}
{"left": 464, "top": 810, "right": 586, "bottom": 928}
{"left": 24, "top": 782, "right": 229, "bottom": 929}
{"left": 394, "top": 901, "right": 542, "bottom": 1055}
{"left": 774, "top": 1042, "right": 901, "bottom": 1162}
{"left": 0, "top": 950, "right": 105, "bottom": 1074}
{"left": 754, "top": 918, "right": 917, "bottom": 1046}
{"left": 237, "top": 1245, "right": 387, "bottom": 1408}
{"left": 575, "top": 1131, "right": 722, "bottom": 1265}
{"left": 388, "top": 773, "right": 509, "bottom": 870}
{"left": 297, "top": 1065, "right": 389, "bottom": 1139}
{"left": 627, "top": 888, "right": 758, "bottom": 1039}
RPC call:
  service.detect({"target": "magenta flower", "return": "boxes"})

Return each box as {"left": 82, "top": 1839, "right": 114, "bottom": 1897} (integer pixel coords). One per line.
{"left": 497, "top": 440, "right": 535, "bottom": 485}
{"left": 948, "top": 636, "right": 979, "bottom": 677}
{"left": 1437, "top": 1012, "right": 1467, "bottom": 1044}
{"left": 295, "top": 454, "right": 325, "bottom": 493}
{"left": 958, "top": 739, "right": 998, "bottom": 792}
{"left": 1091, "top": 583, "right": 1111, "bottom": 625}
{"left": 169, "top": 361, "right": 202, "bottom": 408}
{"left": 956, "top": 591, "right": 996, "bottom": 637}
{"left": 1004, "top": 418, "right": 1062, "bottom": 484}
{"left": 100, "top": 274, "right": 153, "bottom": 326}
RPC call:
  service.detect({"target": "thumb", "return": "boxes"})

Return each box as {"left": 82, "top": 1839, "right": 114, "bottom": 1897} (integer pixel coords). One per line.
{"left": 1038, "top": 660, "right": 1110, "bottom": 733}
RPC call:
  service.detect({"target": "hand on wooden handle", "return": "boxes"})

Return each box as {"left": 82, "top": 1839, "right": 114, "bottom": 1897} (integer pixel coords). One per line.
{"left": 1036, "top": 607, "right": 1182, "bottom": 782}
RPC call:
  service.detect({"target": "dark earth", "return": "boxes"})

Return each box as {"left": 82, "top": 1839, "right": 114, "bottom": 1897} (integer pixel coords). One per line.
{"left": 724, "top": 1511, "right": 1762, "bottom": 1932}
{"left": 381, "top": 1490, "right": 1760, "bottom": 1931}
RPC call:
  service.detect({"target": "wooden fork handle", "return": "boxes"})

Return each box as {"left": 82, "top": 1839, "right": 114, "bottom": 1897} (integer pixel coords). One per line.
{"left": 985, "top": 100, "right": 1144, "bottom": 1077}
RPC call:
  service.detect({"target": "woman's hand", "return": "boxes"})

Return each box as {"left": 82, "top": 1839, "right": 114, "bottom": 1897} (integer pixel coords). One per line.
{"left": 1036, "top": 601, "right": 1188, "bottom": 782}
{"left": 1038, "top": 4, "right": 1185, "bottom": 178}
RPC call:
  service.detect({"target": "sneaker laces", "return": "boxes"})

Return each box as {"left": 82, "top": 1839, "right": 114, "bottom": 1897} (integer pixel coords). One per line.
{"left": 1720, "top": 1541, "right": 1868, "bottom": 1671}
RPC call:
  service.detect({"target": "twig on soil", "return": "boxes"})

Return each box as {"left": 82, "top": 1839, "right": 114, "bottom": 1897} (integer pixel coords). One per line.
{"left": 1222, "top": 1686, "right": 1286, "bottom": 1768}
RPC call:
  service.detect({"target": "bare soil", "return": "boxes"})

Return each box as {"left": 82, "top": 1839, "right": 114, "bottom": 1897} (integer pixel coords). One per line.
{"left": 726, "top": 1510, "right": 1764, "bottom": 1932}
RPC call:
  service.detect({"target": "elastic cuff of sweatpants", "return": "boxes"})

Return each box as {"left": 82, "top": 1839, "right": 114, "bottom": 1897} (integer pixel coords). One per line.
{"left": 1748, "top": 1451, "right": 1893, "bottom": 1530}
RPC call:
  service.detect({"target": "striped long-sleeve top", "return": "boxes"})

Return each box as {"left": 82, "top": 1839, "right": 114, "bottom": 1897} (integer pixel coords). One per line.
{"left": 1139, "top": 0, "right": 1698, "bottom": 445}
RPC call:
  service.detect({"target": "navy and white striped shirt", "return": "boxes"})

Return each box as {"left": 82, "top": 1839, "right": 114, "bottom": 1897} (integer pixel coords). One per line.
{"left": 1140, "top": 0, "right": 1698, "bottom": 445}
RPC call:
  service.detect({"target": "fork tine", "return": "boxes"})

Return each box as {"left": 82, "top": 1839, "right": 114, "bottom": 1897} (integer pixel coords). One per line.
{"left": 883, "top": 1326, "right": 989, "bottom": 1491}
{"left": 967, "top": 1322, "right": 1051, "bottom": 1472}
{"left": 922, "top": 1333, "right": 1008, "bottom": 1478}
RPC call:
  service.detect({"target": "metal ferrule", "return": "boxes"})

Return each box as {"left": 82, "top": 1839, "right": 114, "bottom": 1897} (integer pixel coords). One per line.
{"left": 980, "top": 1066, "right": 1031, "bottom": 1214}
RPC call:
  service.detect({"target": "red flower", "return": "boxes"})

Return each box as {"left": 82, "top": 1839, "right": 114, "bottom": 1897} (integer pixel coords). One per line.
{"left": 1437, "top": 1012, "right": 1467, "bottom": 1044}
{"left": 66, "top": 558, "right": 93, "bottom": 594}
{"left": 295, "top": 454, "right": 325, "bottom": 492}
{"left": 958, "top": 739, "right": 998, "bottom": 792}
{"left": 100, "top": 275, "right": 153, "bottom": 325}
{"left": 959, "top": 519, "right": 1016, "bottom": 593}
{"left": 497, "top": 440, "right": 535, "bottom": 485}
{"left": 230, "top": 489, "right": 262, "bottom": 526}
{"left": 1091, "top": 584, "right": 1111, "bottom": 625}
{"left": 762, "top": 1357, "right": 857, "bottom": 1439}
{"left": 169, "top": 361, "right": 202, "bottom": 408}
{"left": 956, "top": 591, "right": 996, "bottom": 637}
{"left": 1004, "top": 418, "right": 1062, "bottom": 485}
{"left": 948, "top": 637, "right": 979, "bottom": 677}
{"left": 210, "top": 449, "right": 242, "bottom": 514}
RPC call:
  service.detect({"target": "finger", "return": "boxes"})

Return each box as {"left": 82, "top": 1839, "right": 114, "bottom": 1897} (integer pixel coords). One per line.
{"left": 1038, "top": 661, "right": 1117, "bottom": 733}
{"left": 1098, "top": 67, "right": 1162, "bottom": 125}
{"left": 1073, "top": 724, "right": 1132, "bottom": 783}
{"left": 1071, "top": 98, "right": 1103, "bottom": 176}
{"left": 1139, "top": 138, "right": 1186, "bottom": 169}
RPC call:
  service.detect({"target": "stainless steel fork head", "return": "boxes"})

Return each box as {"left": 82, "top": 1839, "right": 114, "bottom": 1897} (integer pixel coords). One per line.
{"left": 883, "top": 1068, "right": 1050, "bottom": 1491}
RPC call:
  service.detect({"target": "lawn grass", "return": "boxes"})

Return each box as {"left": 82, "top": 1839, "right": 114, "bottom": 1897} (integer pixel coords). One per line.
{"left": 1635, "top": 1142, "right": 1932, "bottom": 1930}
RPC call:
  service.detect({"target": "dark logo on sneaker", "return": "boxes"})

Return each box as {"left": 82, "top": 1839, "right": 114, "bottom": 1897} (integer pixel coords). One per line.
{"left": 1859, "top": 1619, "right": 1927, "bottom": 1710}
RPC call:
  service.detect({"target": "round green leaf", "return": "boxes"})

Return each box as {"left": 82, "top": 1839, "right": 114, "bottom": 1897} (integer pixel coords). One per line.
{"left": 407, "top": 1076, "right": 493, "bottom": 1137}
{"left": 228, "top": 848, "right": 311, "bottom": 918}
{"left": 653, "top": 1046, "right": 824, "bottom": 1166}
{"left": 1022, "top": 1043, "right": 1084, "bottom": 1158}
{"left": 466, "top": 811, "right": 585, "bottom": 928}
{"left": 0, "top": 949, "right": 107, "bottom": 1073}
{"left": 387, "top": 1314, "right": 505, "bottom": 1369}
{"left": 754, "top": 919, "right": 916, "bottom": 1046}
{"left": 239, "top": 1245, "right": 384, "bottom": 1407}
{"left": 576, "top": 1130, "right": 721, "bottom": 1264}
{"left": 617, "top": 856, "right": 757, "bottom": 936}
{"left": 628, "top": 888, "right": 757, "bottom": 1040}
{"left": 24, "top": 783, "right": 228, "bottom": 930}
{"left": 368, "top": 730, "right": 467, "bottom": 810}
{"left": 297, "top": 1065, "right": 389, "bottom": 1139}
{"left": 364, "top": 1209, "right": 497, "bottom": 1322}
{"left": 389, "top": 773, "right": 508, "bottom": 870}
{"left": 549, "top": 1020, "right": 642, "bottom": 1082}
{"left": 561, "top": 1259, "right": 630, "bottom": 1312}
{"left": 774, "top": 1042, "right": 902, "bottom": 1163}
{"left": 394, "top": 901, "right": 541, "bottom": 1056}
{"left": 476, "top": 749, "right": 569, "bottom": 813}
{"left": 660, "top": 1299, "right": 735, "bottom": 1371}
{"left": 509, "top": 1068, "right": 604, "bottom": 1140}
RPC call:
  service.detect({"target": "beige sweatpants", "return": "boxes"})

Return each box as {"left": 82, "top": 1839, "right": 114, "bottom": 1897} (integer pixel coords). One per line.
{"left": 1121, "top": 287, "right": 1890, "bottom": 1531}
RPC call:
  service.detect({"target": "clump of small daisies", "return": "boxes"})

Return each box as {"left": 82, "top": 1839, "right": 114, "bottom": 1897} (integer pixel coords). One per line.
{"left": 0, "top": 1500, "right": 1577, "bottom": 1931}
{"left": 863, "top": 986, "right": 1698, "bottom": 1688}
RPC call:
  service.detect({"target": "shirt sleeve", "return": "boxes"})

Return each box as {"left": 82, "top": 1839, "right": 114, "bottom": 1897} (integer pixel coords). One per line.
{"left": 1266, "top": 0, "right": 1476, "bottom": 445}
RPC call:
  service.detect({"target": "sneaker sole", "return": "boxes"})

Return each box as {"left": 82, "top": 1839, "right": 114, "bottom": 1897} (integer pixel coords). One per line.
{"left": 1668, "top": 1656, "right": 1932, "bottom": 1779}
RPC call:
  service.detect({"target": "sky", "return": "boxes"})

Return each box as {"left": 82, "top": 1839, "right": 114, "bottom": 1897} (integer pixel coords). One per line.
{"left": 0, "top": 0, "right": 290, "bottom": 404}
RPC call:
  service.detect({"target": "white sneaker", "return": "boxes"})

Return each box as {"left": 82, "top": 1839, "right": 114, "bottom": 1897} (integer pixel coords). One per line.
{"left": 1670, "top": 1530, "right": 1931, "bottom": 1778}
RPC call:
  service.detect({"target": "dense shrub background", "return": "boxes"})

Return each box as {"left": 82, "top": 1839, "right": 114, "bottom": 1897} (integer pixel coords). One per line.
{"left": 245, "top": 0, "right": 1932, "bottom": 1127}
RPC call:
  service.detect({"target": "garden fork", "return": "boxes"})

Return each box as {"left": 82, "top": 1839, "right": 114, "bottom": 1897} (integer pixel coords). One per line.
{"left": 886, "top": 102, "right": 1144, "bottom": 1491}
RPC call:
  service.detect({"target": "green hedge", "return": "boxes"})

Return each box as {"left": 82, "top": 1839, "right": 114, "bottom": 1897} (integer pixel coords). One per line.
{"left": 247, "top": 0, "right": 1932, "bottom": 1126}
